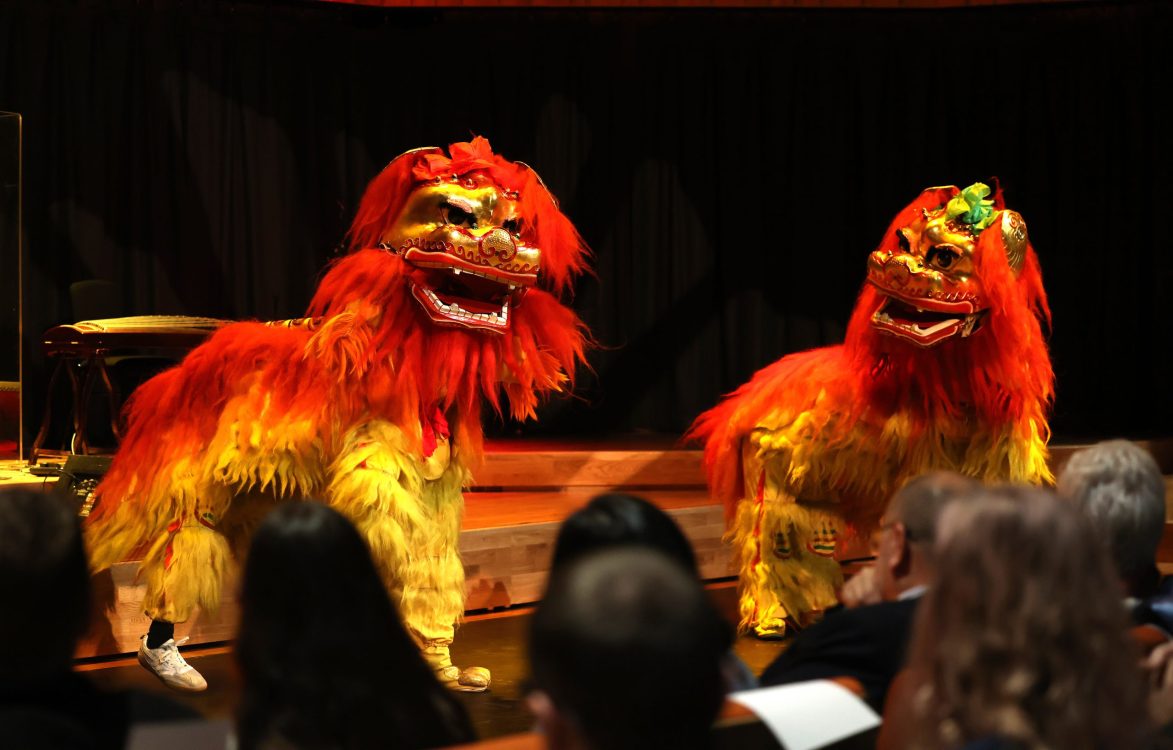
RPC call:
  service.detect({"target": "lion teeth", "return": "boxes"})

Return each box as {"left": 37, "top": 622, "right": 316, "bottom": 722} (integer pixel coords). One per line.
{"left": 418, "top": 285, "right": 509, "bottom": 326}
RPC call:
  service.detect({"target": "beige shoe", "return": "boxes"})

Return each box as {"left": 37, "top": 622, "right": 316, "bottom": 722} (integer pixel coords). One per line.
{"left": 137, "top": 635, "right": 208, "bottom": 692}
{"left": 751, "top": 615, "right": 790, "bottom": 640}
{"left": 436, "top": 664, "right": 492, "bottom": 692}
{"left": 422, "top": 639, "right": 491, "bottom": 693}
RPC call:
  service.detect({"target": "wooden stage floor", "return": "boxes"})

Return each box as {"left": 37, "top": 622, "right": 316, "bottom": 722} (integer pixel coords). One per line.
{"left": 82, "top": 584, "right": 788, "bottom": 742}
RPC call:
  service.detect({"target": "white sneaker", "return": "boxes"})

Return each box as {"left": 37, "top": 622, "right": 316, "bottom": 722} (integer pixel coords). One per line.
{"left": 137, "top": 636, "right": 208, "bottom": 692}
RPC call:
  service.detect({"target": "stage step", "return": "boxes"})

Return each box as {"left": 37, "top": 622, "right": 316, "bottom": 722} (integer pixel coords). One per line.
{"left": 462, "top": 488, "right": 735, "bottom": 613}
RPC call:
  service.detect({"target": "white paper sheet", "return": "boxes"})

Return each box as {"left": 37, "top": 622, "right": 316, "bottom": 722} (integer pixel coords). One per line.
{"left": 729, "top": 680, "right": 881, "bottom": 750}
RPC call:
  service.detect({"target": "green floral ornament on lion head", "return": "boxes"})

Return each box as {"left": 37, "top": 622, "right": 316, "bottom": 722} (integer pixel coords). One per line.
{"left": 945, "top": 182, "right": 997, "bottom": 234}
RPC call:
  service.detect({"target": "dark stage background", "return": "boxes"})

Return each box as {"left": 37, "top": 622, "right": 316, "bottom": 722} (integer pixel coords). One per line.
{"left": 1, "top": 0, "right": 1170, "bottom": 446}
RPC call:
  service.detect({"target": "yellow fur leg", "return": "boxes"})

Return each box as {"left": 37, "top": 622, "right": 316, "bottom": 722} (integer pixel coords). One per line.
{"left": 731, "top": 495, "right": 843, "bottom": 637}
{"left": 86, "top": 457, "right": 206, "bottom": 573}
{"left": 327, "top": 421, "right": 468, "bottom": 642}
{"left": 141, "top": 522, "right": 232, "bottom": 622}
{"left": 88, "top": 461, "right": 236, "bottom": 624}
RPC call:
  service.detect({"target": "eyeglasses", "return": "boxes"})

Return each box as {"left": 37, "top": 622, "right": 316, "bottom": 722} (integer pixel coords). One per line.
{"left": 869, "top": 519, "right": 908, "bottom": 554}
{"left": 869, "top": 518, "right": 921, "bottom": 554}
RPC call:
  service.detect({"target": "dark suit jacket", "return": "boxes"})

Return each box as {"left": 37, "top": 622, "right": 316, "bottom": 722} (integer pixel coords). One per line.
{"left": 757, "top": 597, "right": 919, "bottom": 710}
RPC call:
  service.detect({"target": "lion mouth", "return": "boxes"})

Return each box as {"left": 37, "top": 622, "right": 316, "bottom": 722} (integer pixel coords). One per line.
{"left": 407, "top": 249, "right": 532, "bottom": 332}
{"left": 871, "top": 291, "right": 982, "bottom": 347}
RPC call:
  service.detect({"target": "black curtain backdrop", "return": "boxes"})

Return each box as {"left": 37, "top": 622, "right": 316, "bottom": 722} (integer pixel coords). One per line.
{"left": 1, "top": 0, "right": 1170, "bottom": 445}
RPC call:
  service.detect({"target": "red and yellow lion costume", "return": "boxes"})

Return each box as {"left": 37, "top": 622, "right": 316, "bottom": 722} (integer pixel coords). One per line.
{"left": 690, "top": 183, "right": 1052, "bottom": 637}
{"left": 86, "top": 137, "right": 589, "bottom": 688}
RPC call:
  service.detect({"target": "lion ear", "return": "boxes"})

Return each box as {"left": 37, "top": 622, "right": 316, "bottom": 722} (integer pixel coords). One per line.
{"left": 997, "top": 209, "right": 1029, "bottom": 274}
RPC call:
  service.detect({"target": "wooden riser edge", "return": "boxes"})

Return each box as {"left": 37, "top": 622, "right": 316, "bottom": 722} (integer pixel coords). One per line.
{"left": 469, "top": 437, "right": 1173, "bottom": 489}
{"left": 22, "top": 437, "right": 1168, "bottom": 494}
{"left": 471, "top": 448, "right": 703, "bottom": 490}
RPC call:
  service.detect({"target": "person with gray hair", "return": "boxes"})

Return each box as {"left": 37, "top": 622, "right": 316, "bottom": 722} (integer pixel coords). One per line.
{"left": 1057, "top": 439, "right": 1167, "bottom": 599}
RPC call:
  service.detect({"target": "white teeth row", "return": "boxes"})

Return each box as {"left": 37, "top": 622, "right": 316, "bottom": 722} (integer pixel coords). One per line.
{"left": 874, "top": 310, "right": 960, "bottom": 335}
{"left": 451, "top": 266, "right": 517, "bottom": 289}
{"left": 913, "top": 318, "right": 960, "bottom": 335}
{"left": 421, "top": 287, "right": 509, "bottom": 324}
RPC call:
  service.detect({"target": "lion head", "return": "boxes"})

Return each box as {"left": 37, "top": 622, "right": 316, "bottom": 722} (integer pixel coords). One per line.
{"left": 306, "top": 138, "right": 590, "bottom": 440}
{"left": 866, "top": 183, "right": 1030, "bottom": 347}
{"left": 844, "top": 181, "right": 1052, "bottom": 429}
{"left": 340, "top": 137, "right": 587, "bottom": 333}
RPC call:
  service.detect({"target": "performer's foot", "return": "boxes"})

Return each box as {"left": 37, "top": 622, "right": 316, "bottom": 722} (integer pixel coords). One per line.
{"left": 137, "top": 635, "right": 208, "bottom": 692}
{"left": 422, "top": 639, "right": 491, "bottom": 693}
{"left": 751, "top": 616, "right": 790, "bottom": 640}
{"left": 436, "top": 664, "right": 492, "bottom": 693}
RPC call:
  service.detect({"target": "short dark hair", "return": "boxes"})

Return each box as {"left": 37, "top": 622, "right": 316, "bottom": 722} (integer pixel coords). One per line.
{"left": 530, "top": 548, "right": 731, "bottom": 750}
{"left": 549, "top": 492, "right": 699, "bottom": 576}
{"left": 0, "top": 488, "right": 90, "bottom": 680}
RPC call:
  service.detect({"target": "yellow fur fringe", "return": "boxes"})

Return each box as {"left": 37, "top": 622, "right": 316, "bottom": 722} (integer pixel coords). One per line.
{"left": 327, "top": 420, "right": 469, "bottom": 643}
{"left": 730, "top": 406, "right": 1052, "bottom": 634}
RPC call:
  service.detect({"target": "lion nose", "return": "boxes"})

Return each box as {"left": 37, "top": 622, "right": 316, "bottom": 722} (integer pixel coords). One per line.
{"left": 478, "top": 227, "right": 518, "bottom": 264}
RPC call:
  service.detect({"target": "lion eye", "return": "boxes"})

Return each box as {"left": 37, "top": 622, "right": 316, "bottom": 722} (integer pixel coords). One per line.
{"left": 442, "top": 203, "right": 477, "bottom": 229}
{"left": 502, "top": 218, "right": 523, "bottom": 237}
{"left": 926, "top": 245, "right": 960, "bottom": 270}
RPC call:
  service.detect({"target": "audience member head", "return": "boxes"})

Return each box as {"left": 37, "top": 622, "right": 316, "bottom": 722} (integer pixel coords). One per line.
{"left": 0, "top": 488, "right": 90, "bottom": 683}
{"left": 872, "top": 471, "right": 979, "bottom": 601}
{"left": 905, "top": 485, "right": 1149, "bottom": 750}
{"left": 528, "top": 548, "right": 732, "bottom": 750}
{"left": 549, "top": 492, "right": 698, "bottom": 576}
{"left": 1057, "top": 439, "right": 1166, "bottom": 597}
{"left": 235, "top": 501, "right": 473, "bottom": 750}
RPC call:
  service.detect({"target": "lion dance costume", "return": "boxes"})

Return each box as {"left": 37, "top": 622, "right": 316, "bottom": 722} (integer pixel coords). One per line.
{"left": 86, "top": 137, "right": 589, "bottom": 690}
{"left": 691, "top": 183, "right": 1052, "bottom": 638}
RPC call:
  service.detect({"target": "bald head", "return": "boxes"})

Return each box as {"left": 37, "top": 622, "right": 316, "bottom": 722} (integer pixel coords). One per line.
{"left": 890, "top": 471, "right": 982, "bottom": 546}
{"left": 874, "top": 471, "right": 981, "bottom": 600}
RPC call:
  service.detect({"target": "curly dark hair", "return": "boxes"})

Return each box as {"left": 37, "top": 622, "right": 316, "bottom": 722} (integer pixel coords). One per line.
{"left": 903, "top": 485, "right": 1151, "bottom": 750}
{"left": 234, "top": 501, "right": 474, "bottom": 750}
